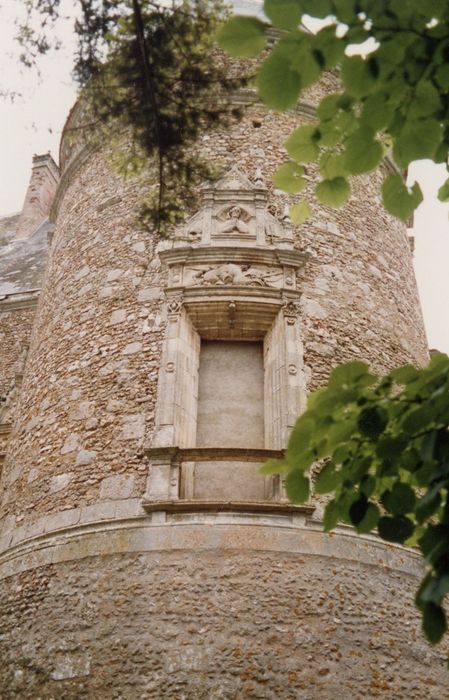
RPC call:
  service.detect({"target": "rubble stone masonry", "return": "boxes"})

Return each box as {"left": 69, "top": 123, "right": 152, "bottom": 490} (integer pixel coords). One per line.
{"left": 0, "top": 68, "right": 444, "bottom": 698}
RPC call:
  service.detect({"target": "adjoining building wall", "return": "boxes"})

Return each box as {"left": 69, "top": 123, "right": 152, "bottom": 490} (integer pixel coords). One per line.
{"left": 15, "top": 154, "right": 59, "bottom": 241}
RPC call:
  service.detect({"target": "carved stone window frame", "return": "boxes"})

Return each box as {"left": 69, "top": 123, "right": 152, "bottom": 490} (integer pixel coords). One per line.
{"left": 145, "top": 246, "right": 308, "bottom": 504}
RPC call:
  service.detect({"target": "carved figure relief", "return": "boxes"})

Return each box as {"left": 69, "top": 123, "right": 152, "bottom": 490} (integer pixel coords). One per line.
{"left": 217, "top": 205, "right": 252, "bottom": 235}
{"left": 190, "top": 263, "right": 283, "bottom": 288}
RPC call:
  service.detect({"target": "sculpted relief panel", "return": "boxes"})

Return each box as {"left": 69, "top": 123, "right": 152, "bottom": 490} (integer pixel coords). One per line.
{"left": 188, "top": 263, "right": 283, "bottom": 288}
{"left": 173, "top": 166, "right": 293, "bottom": 249}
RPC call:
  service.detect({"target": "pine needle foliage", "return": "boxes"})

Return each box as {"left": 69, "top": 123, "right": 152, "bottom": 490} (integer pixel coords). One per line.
{"left": 19, "top": 0, "right": 246, "bottom": 231}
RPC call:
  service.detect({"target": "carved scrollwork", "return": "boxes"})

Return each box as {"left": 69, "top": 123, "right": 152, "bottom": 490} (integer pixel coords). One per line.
{"left": 282, "top": 300, "right": 301, "bottom": 324}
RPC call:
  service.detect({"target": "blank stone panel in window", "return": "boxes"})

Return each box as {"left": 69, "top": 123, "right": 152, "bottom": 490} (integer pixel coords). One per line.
{"left": 194, "top": 340, "right": 265, "bottom": 500}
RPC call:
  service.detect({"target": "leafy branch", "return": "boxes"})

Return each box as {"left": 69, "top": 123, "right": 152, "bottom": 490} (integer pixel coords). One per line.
{"left": 262, "top": 354, "right": 449, "bottom": 647}
{"left": 218, "top": 0, "right": 449, "bottom": 223}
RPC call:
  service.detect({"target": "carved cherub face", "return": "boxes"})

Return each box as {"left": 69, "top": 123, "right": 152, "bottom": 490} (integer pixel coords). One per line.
{"left": 228, "top": 206, "right": 241, "bottom": 219}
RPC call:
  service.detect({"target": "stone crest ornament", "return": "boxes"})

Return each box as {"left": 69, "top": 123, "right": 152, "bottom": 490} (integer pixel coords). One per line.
{"left": 173, "top": 166, "right": 293, "bottom": 249}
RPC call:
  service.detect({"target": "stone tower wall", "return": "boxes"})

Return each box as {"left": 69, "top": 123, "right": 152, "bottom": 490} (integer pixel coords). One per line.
{"left": 0, "top": 77, "right": 442, "bottom": 698}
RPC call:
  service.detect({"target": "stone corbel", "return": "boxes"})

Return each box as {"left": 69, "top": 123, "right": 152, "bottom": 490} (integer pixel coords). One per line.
{"left": 144, "top": 448, "right": 181, "bottom": 501}
{"left": 281, "top": 298, "right": 301, "bottom": 325}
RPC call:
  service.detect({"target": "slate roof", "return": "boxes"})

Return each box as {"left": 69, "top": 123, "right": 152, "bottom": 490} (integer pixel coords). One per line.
{"left": 0, "top": 216, "right": 50, "bottom": 296}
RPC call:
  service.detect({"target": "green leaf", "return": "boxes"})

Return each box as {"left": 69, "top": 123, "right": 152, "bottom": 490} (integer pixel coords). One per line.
{"left": 290, "top": 199, "right": 312, "bottom": 224}
{"left": 332, "top": 0, "right": 357, "bottom": 23}
{"left": 389, "top": 364, "right": 420, "bottom": 384}
{"left": 341, "top": 57, "right": 377, "bottom": 98}
{"left": 326, "top": 418, "right": 358, "bottom": 449}
{"left": 360, "top": 475, "right": 377, "bottom": 498}
{"left": 312, "top": 26, "right": 345, "bottom": 67}
{"left": 402, "top": 403, "right": 437, "bottom": 434}
{"left": 381, "top": 173, "right": 423, "bottom": 221}
{"left": 315, "top": 461, "right": 340, "bottom": 494}
{"left": 409, "top": 81, "right": 442, "bottom": 118}
{"left": 323, "top": 500, "right": 339, "bottom": 531}
{"left": 328, "top": 361, "right": 370, "bottom": 389}
{"left": 357, "top": 407, "right": 388, "bottom": 439}
{"left": 378, "top": 515, "right": 415, "bottom": 543}
{"left": 437, "top": 178, "right": 449, "bottom": 203}
{"left": 416, "top": 487, "right": 442, "bottom": 523}
{"left": 337, "top": 489, "right": 359, "bottom": 524}
{"left": 272, "top": 162, "right": 306, "bottom": 193}
{"left": 286, "top": 414, "right": 317, "bottom": 468}
{"left": 285, "top": 125, "right": 320, "bottom": 162}
{"left": 382, "top": 482, "right": 416, "bottom": 515}
{"left": 356, "top": 502, "right": 380, "bottom": 534}
{"left": 257, "top": 51, "right": 302, "bottom": 110}
{"left": 319, "top": 152, "right": 346, "bottom": 179}
{"left": 419, "top": 525, "right": 449, "bottom": 565}
{"left": 316, "top": 177, "right": 350, "bottom": 207}
{"left": 435, "top": 63, "right": 449, "bottom": 90}
{"left": 423, "top": 603, "right": 447, "bottom": 644}
{"left": 285, "top": 37, "right": 321, "bottom": 89}
{"left": 360, "top": 93, "right": 395, "bottom": 131}
{"left": 349, "top": 494, "right": 368, "bottom": 525}
{"left": 317, "top": 122, "right": 342, "bottom": 148}
{"left": 216, "top": 17, "right": 266, "bottom": 58}
{"left": 286, "top": 470, "right": 310, "bottom": 503}
{"left": 316, "top": 94, "right": 341, "bottom": 120}
{"left": 260, "top": 458, "right": 289, "bottom": 475}
{"left": 297, "top": 0, "right": 333, "bottom": 17}
{"left": 393, "top": 119, "right": 443, "bottom": 168}
{"left": 344, "top": 127, "right": 383, "bottom": 175}
{"left": 417, "top": 573, "right": 449, "bottom": 608}
{"left": 376, "top": 436, "right": 407, "bottom": 461}
{"left": 263, "top": 0, "right": 301, "bottom": 29}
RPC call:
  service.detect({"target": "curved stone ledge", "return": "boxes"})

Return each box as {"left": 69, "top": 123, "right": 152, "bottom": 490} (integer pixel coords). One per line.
{"left": 0, "top": 508, "right": 423, "bottom": 581}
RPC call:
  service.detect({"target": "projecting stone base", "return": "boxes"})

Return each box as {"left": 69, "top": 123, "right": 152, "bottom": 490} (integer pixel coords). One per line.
{"left": 0, "top": 517, "right": 446, "bottom": 699}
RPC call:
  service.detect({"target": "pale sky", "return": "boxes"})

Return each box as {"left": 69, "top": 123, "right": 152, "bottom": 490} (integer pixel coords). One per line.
{"left": 1, "top": 0, "right": 448, "bottom": 354}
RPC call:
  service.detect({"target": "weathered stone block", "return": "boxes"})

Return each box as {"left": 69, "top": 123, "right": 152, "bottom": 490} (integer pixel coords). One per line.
{"left": 100, "top": 474, "right": 135, "bottom": 500}
{"left": 121, "top": 414, "right": 145, "bottom": 440}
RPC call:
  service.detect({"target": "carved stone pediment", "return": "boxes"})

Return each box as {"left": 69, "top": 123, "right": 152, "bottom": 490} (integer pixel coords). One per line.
{"left": 174, "top": 166, "right": 293, "bottom": 249}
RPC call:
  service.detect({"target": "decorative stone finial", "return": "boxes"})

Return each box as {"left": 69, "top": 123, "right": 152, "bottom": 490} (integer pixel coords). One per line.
{"left": 254, "top": 166, "right": 264, "bottom": 187}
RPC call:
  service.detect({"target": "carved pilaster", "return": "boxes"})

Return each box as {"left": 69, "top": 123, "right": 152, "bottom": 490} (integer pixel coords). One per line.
{"left": 166, "top": 294, "right": 184, "bottom": 321}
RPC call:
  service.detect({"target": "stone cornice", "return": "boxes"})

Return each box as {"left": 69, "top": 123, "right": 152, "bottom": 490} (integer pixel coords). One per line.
{"left": 141, "top": 499, "right": 315, "bottom": 516}
{"left": 0, "top": 509, "right": 423, "bottom": 581}
{"left": 144, "top": 445, "right": 284, "bottom": 463}
{"left": 159, "top": 245, "right": 312, "bottom": 268}
{"left": 0, "top": 290, "right": 40, "bottom": 312}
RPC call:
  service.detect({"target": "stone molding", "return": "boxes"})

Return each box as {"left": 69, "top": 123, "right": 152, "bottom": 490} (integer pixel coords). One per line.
{"left": 144, "top": 446, "right": 284, "bottom": 462}
{"left": 141, "top": 499, "right": 314, "bottom": 516}
{"left": 0, "top": 512, "right": 424, "bottom": 582}
{"left": 0, "top": 290, "right": 40, "bottom": 312}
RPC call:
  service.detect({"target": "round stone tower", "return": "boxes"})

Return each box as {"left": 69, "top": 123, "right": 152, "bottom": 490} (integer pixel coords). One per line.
{"left": 0, "top": 36, "right": 446, "bottom": 700}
